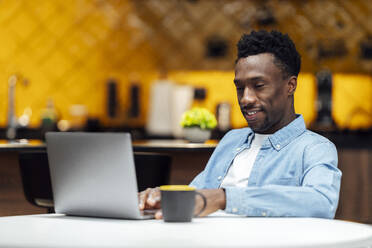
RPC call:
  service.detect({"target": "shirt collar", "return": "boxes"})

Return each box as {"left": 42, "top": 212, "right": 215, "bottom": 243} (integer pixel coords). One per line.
{"left": 244, "top": 114, "right": 306, "bottom": 151}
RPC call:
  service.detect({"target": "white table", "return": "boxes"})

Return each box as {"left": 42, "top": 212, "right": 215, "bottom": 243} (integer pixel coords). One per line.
{"left": 0, "top": 212, "right": 371, "bottom": 248}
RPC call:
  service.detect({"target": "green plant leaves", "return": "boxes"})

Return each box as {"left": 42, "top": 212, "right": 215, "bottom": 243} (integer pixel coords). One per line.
{"left": 180, "top": 107, "right": 217, "bottom": 130}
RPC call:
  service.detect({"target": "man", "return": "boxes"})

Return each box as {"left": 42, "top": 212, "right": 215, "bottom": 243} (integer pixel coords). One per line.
{"left": 139, "top": 30, "right": 341, "bottom": 219}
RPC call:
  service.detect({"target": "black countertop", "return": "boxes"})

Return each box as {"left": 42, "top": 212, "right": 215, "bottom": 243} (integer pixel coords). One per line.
{"left": 0, "top": 129, "right": 371, "bottom": 153}
{"left": 0, "top": 139, "right": 218, "bottom": 153}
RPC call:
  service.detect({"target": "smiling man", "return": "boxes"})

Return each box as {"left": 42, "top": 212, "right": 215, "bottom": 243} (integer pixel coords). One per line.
{"left": 140, "top": 30, "right": 342, "bottom": 219}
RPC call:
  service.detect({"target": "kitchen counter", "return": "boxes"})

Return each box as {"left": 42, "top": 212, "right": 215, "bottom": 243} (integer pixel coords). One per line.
{"left": 133, "top": 139, "right": 217, "bottom": 152}
{"left": 0, "top": 139, "right": 218, "bottom": 153}
{"left": 0, "top": 140, "right": 45, "bottom": 152}
{"left": 1, "top": 127, "right": 371, "bottom": 152}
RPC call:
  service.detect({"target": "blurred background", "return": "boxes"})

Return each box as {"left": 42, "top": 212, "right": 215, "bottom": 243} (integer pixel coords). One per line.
{"left": 0, "top": 0, "right": 371, "bottom": 223}
{"left": 0, "top": 0, "right": 371, "bottom": 140}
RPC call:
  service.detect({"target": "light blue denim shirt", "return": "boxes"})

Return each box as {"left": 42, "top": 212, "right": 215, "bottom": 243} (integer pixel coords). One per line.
{"left": 190, "top": 115, "right": 341, "bottom": 218}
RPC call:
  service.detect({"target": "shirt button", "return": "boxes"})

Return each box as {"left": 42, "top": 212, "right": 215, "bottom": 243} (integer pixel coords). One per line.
{"left": 262, "top": 212, "right": 267, "bottom": 217}
{"left": 236, "top": 147, "right": 241, "bottom": 151}
{"left": 217, "top": 176, "right": 222, "bottom": 180}
{"left": 276, "top": 144, "right": 281, "bottom": 149}
{"left": 232, "top": 208, "right": 238, "bottom": 213}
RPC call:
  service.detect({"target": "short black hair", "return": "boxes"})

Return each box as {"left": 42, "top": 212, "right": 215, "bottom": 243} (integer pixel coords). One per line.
{"left": 236, "top": 30, "right": 301, "bottom": 78}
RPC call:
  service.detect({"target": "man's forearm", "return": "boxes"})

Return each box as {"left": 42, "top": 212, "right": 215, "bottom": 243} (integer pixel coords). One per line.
{"left": 224, "top": 183, "right": 339, "bottom": 218}
{"left": 196, "top": 188, "right": 226, "bottom": 217}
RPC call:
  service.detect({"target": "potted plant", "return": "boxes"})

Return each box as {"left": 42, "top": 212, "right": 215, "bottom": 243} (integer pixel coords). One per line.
{"left": 180, "top": 107, "right": 217, "bottom": 143}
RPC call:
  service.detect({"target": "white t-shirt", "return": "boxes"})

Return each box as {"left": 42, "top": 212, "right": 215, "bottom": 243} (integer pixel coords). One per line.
{"left": 220, "top": 133, "right": 270, "bottom": 188}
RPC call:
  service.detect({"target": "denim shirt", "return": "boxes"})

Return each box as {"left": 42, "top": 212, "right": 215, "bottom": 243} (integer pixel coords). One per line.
{"left": 190, "top": 115, "right": 342, "bottom": 219}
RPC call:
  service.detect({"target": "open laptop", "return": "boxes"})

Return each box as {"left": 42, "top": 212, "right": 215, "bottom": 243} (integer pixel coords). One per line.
{"left": 46, "top": 132, "right": 154, "bottom": 219}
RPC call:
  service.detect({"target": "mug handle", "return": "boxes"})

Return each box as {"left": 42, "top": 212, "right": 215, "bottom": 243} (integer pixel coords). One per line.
{"left": 194, "top": 191, "right": 207, "bottom": 217}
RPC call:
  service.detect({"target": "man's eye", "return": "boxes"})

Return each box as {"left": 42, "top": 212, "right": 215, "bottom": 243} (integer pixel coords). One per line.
{"left": 255, "top": 84, "right": 264, "bottom": 88}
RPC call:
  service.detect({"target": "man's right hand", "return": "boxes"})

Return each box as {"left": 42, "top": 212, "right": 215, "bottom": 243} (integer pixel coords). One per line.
{"left": 138, "top": 187, "right": 162, "bottom": 218}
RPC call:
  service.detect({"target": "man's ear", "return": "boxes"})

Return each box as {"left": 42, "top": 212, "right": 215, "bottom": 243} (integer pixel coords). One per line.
{"left": 287, "top": 76, "right": 297, "bottom": 96}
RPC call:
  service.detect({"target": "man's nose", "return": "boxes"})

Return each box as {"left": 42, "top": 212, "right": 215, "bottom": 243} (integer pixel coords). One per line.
{"left": 240, "top": 87, "right": 257, "bottom": 106}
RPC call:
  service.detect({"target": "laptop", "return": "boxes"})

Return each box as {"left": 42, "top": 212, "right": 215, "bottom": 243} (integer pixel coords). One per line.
{"left": 46, "top": 132, "right": 154, "bottom": 219}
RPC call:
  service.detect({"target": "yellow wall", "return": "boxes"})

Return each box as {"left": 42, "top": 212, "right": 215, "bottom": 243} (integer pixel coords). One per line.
{"left": 294, "top": 73, "right": 317, "bottom": 126}
{"left": 0, "top": 0, "right": 158, "bottom": 128}
{"left": 333, "top": 74, "right": 372, "bottom": 130}
{"left": 0, "top": 0, "right": 371, "bottom": 131}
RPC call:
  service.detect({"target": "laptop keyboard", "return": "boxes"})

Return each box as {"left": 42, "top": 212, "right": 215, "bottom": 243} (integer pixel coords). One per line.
{"left": 141, "top": 209, "right": 157, "bottom": 216}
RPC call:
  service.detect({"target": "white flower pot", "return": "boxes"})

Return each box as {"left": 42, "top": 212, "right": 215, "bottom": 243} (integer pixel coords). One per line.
{"left": 183, "top": 127, "right": 211, "bottom": 143}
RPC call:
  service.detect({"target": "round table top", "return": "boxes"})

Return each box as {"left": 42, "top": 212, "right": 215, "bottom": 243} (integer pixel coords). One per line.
{"left": 0, "top": 212, "right": 371, "bottom": 248}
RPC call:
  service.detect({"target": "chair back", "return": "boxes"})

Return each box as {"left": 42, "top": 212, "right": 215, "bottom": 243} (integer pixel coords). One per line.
{"left": 18, "top": 152, "right": 54, "bottom": 212}
{"left": 134, "top": 152, "right": 171, "bottom": 192}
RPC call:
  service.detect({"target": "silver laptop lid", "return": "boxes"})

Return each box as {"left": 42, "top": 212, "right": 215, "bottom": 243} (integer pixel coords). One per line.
{"left": 46, "top": 132, "right": 143, "bottom": 219}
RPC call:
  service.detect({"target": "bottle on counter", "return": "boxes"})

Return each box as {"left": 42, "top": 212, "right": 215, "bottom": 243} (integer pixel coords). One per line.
{"left": 6, "top": 75, "right": 17, "bottom": 140}
{"left": 40, "top": 98, "right": 58, "bottom": 139}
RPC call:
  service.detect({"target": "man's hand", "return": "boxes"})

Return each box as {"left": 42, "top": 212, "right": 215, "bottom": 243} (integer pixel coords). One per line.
{"left": 194, "top": 188, "right": 226, "bottom": 217}
{"left": 138, "top": 187, "right": 226, "bottom": 219}
{"left": 138, "top": 187, "right": 162, "bottom": 219}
